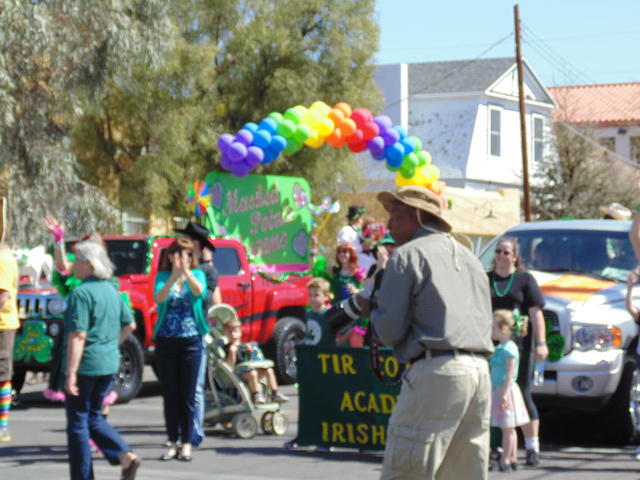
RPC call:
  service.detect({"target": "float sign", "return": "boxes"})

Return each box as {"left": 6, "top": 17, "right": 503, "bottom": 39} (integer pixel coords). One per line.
{"left": 296, "top": 345, "right": 402, "bottom": 450}
{"left": 203, "top": 172, "right": 312, "bottom": 265}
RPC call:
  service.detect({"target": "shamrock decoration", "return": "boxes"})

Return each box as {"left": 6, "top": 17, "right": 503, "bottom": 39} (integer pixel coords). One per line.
{"left": 13, "top": 320, "right": 54, "bottom": 363}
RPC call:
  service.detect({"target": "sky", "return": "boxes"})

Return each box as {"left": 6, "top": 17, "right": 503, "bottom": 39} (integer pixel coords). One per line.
{"left": 375, "top": 0, "right": 640, "bottom": 87}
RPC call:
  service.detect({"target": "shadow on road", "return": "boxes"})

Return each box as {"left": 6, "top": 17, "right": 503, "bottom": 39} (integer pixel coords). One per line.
{"left": 209, "top": 445, "right": 383, "bottom": 464}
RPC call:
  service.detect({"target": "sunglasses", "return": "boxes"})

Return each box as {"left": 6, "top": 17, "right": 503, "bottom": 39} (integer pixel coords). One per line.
{"left": 495, "top": 249, "right": 513, "bottom": 256}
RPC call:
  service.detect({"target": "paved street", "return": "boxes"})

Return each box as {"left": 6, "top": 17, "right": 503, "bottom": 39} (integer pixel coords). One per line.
{"left": 2, "top": 370, "right": 640, "bottom": 479}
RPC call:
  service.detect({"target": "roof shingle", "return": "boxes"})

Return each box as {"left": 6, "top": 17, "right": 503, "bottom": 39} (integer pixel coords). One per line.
{"left": 548, "top": 83, "right": 640, "bottom": 125}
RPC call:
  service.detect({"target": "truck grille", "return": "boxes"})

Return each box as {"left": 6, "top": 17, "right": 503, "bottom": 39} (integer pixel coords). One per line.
{"left": 542, "top": 309, "right": 560, "bottom": 332}
{"left": 18, "top": 294, "right": 63, "bottom": 319}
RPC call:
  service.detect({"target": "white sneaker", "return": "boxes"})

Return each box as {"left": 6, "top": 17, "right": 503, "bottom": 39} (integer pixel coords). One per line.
{"left": 0, "top": 427, "right": 11, "bottom": 442}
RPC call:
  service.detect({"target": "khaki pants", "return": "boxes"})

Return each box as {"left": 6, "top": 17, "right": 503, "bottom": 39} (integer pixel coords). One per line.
{"left": 381, "top": 353, "right": 491, "bottom": 480}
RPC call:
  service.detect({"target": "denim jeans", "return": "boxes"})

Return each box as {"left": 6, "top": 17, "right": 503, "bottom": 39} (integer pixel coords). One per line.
{"left": 65, "top": 374, "right": 130, "bottom": 480}
{"left": 155, "top": 335, "right": 202, "bottom": 443}
{"left": 191, "top": 338, "right": 207, "bottom": 447}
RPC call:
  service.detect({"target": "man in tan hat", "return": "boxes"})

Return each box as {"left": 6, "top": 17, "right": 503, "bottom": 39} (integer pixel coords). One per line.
{"left": 364, "top": 185, "right": 494, "bottom": 479}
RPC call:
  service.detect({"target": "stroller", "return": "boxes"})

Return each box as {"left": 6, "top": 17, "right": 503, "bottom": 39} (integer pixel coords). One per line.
{"left": 203, "top": 304, "right": 289, "bottom": 439}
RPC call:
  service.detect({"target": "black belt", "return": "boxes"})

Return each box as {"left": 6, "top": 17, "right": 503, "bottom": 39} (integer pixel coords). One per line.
{"left": 411, "top": 349, "right": 489, "bottom": 363}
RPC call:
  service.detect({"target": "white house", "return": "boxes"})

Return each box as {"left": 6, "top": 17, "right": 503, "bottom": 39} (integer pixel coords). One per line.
{"left": 548, "top": 82, "right": 640, "bottom": 165}
{"left": 362, "top": 57, "right": 556, "bottom": 192}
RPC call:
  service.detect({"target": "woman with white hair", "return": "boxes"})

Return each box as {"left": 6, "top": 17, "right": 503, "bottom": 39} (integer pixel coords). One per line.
{"left": 63, "top": 241, "right": 140, "bottom": 480}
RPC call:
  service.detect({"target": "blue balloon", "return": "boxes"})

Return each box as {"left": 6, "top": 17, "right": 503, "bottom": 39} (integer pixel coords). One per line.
{"left": 270, "top": 134, "right": 288, "bottom": 153}
{"left": 253, "top": 129, "right": 272, "bottom": 149}
{"left": 385, "top": 143, "right": 405, "bottom": 167}
{"left": 395, "top": 125, "right": 407, "bottom": 140}
{"left": 261, "top": 148, "right": 278, "bottom": 164}
{"left": 401, "top": 139, "right": 415, "bottom": 155}
{"left": 259, "top": 118, "right": 279, "bottom": 134}
{"left": 242, "top": 122, "right": 259, "bottom": 133}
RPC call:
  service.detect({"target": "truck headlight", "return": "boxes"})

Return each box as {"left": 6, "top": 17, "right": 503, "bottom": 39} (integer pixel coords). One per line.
{"left": 48, "top": 298, "right": 67, "bottom": 316}
{"left": 572, "top": 325, "right": 621, "bottom": 351}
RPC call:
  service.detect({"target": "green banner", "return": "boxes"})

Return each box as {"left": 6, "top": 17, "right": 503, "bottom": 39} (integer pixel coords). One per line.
{"left": 296, "top": 345, "right": 402, "bottom": 450}
{"left": 203, "top": 172, "right": 312, "bottom": 265}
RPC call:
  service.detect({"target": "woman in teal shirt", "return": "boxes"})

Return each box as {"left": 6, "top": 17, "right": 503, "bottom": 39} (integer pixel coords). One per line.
{"left": 153, "top": 238, "right": 208, "bottom": 462}
{"left": 64, "top": 241, "right": 140, "bottom": 480}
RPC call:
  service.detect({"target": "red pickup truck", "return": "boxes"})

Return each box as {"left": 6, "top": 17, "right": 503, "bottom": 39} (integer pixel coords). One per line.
{"left": 14, "top": 234, "right": 310, "bottom": 402}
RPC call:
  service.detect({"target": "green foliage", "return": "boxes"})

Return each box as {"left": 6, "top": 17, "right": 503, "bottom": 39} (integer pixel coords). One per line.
{"left": 532, "top": 123, "right": 639, "bottom": 220}
{"left": 72, "top": 0, "right": 380, "bottom": 220}
{"left": 0, "top": 0, "right": 175, "bottom": 246}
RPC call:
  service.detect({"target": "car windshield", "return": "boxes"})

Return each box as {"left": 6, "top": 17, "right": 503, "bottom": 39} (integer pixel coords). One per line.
{"left": 105, "top": 240, "right": 148, "bottom": 276}
{"left": 479, "top": 229, "right": 635, "bottom": 283}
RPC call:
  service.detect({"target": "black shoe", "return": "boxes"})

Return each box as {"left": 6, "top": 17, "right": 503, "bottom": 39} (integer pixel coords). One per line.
{"left": 526, "top": 449, "right": 540, "bottom": 466}
{"left": 488, "top": 447, "right": 503, "bottom": 471}
{"left": 160, "top": 447, "right": 178, "bottom": 461}
{"left": 498, "top": 462, "right": 511, "bottom": 472}
{"left": 511, "top": 462, "right": 519, "bottom": 471}
{"left": 120, "top": 457, "right": 141, "bottom": 480}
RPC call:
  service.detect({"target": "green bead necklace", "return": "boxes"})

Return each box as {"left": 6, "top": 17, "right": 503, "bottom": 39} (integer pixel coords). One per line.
{"left": 493, "top": 271, "right": 516, "bottom": 297}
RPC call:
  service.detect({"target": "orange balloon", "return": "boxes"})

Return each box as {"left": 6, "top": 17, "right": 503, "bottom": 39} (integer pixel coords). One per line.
{"left": 328, "top": 108, "right": 345, "bottom": 125}
{"left": 326, "top": 128, "right": 343, "bottom": 145}
{"left": 334, "top": 102, "right": 352, "bottom": 118}
{"left": 341, "top": 118, "right": 357, "bottom": 137}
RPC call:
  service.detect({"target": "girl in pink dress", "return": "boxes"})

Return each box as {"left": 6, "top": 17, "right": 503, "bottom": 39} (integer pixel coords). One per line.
{"left": 490, "top": 309, "right": 530, "bottom": 471}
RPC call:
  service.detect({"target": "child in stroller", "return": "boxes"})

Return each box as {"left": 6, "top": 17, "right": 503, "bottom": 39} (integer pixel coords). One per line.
{"left": 223, "top": 318, "right": 288, "bottom": 404}
{"left": 203, "top": 304, "right": 289, "bottom": 439}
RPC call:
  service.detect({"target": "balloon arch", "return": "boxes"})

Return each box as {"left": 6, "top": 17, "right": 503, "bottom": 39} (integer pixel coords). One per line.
{"left": 216, "top": 101, "right": 444, "bottom": 194}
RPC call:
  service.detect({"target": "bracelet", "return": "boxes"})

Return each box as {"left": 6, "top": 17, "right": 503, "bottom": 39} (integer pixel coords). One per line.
{"left": 536, "top": 340, "right": 547, "bottom": 346}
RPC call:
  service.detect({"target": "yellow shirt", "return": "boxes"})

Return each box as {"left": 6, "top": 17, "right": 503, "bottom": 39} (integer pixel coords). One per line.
{"left": 0, "top": 248, "right": 18, "bottom": 330}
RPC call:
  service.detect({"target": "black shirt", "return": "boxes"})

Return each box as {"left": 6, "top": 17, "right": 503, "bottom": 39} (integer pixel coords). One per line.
{"left": 488, "top": 269, "right": 545, "bottom": 317}
{"left": 199, "top": 262, "right": 219, "bottom": 314}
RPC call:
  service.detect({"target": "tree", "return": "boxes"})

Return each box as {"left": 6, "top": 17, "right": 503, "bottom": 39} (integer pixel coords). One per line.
{"left": 0, "top": 1, "right": 175, "bottom": 246}
{"left": 70, "top": 0, "right": 381, "bottom": 221}
{"left": 532, "top": 122, "right": 640, "bottom": 220}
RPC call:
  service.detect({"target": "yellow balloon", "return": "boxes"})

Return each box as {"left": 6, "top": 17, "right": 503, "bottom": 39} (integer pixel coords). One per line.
{"left": 302, "top": 109, "right": 321, "bottom": 129}
{"left": 305, "top": 131, "right": 325, "bottom": 148}
{"left": 409, "top": 166, "right": 430, "bottom": 188}
{"left": 395, "top": 172, "right": 414, "bottom": 187}
{"left": 421, "top": 150, "right": 432, "bottom": 166}
{"left": 316, "top": 117, "right": 335, "bottom": 137}
{"left": 310, "top": 101, "right": 331, "bottom": 117}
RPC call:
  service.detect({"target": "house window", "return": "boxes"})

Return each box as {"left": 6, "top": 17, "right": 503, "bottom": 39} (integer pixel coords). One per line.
{"left": 532, "top": 115, "right": 544, "bottom": 162}
{"left": 489, "top": 106, "right": 501, "bottom": 157}
{"left": 598, "top": 137, "right": 616, "bottom": 153}
{"left": 631, "top": 137, "right": 640, "bottom": 164}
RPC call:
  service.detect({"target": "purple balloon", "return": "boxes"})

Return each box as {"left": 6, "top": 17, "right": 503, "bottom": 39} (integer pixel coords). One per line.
{"left": 235, "top": 129, "right": 254, "bottom": 146}
{"left": 231, "top": 160, "right": 252, "bottom": 178}
{"left": 367, "top": 136, "right": 385, "bottom": 152}
{"left": 217, "top": 133, "right": 234, "bottom": 153}
{"left": 382, "top": 129, "right": 400, "bottom": 146}
{"left": 228, "top": 142, "right": 248, "bottom": 162}
{"left": 220, "top": 153, "right": 234, "bottom": 170}
{"left": 374, "top": 116, "right": 392, "bottom": 134}
{"left": 245, "top": 146, "right": 264, "bottom": 168}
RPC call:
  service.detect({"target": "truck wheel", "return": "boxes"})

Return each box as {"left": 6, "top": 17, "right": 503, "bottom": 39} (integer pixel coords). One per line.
{"left": 112, "top": 334, "right": 144, "bottom": 403}
{"left": 12, "top": 368, "right": 27, "bottom": 396}
{"left": 269, "top": 317, "right": 306, "bottom": 385}
{"left": 602, "top": 361, "right": 640, "bottom": 444}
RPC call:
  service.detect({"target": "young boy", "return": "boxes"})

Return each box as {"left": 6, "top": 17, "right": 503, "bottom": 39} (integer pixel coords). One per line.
{"left": 223, "top": 318, "right": 288, "bottom": 403}
{"left": 304, "top": 277, "right": 335, "bottom": 346}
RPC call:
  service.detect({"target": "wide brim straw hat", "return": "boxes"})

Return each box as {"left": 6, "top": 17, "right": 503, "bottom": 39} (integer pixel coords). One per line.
{"left": 599, "top": 202, "right": 631, "bottom": 221}
{"left": 377, "top": 185, "right": 451, "bottom": 233}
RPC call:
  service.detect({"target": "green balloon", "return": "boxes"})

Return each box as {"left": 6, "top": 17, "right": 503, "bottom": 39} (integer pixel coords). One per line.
{"left": 284, "top": 108, "right": 302, "bottom": 124}
{"left": 293, "top": 124, "right": 311, "bottom": 143}
{"left": 277, "top": 119, "right": 296, "bottom": 138}
{"left": 408, "top": 136, "right": 422, "bottom": 152}
{"left": 283, "top": 139, "right": 302, "bottom": 155}
{"left": 404, "top": 152, "right": 419, "bottom": 167}
{"left": 399, "top": 163, "right": 415, "bottom": 178}
{"left": 268, "top": 112, "right": 284, "bottom": 124}
{"left": 386, "top": 164, "right": 399, "bottom": 172}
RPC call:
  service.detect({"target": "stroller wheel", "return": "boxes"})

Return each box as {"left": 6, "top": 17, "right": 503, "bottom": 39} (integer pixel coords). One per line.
{"left": 261, "top": 412, "right": 275, "bottom": 435}
{"left": 271, "top": 412, "right": 289, "bottom": 436}
{"left": 232, "top": 413, "right": 258, "bottom": 439}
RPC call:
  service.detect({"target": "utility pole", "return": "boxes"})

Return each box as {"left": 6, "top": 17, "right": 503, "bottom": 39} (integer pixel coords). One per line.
{"left": 514, "top": 4, "right": 532, "bottom": 221}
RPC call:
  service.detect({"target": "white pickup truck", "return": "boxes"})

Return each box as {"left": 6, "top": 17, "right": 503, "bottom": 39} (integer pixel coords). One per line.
{"left": 478, "top": 219, "right": 640, "bottom": 443}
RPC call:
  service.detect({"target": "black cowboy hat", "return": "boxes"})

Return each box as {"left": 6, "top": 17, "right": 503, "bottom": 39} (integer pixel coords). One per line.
{"left": 347, "top": 205, "right": 366, "bottom": 221}
{"left": 175, "top": 221, "right": 214, "bottom": 250}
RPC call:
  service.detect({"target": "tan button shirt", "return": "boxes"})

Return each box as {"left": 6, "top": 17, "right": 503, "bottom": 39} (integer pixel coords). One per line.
{"left": 371, "top": 228, "right": 494, "bottom": 363}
